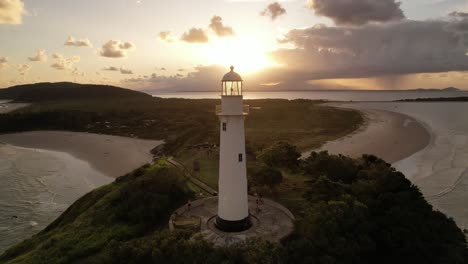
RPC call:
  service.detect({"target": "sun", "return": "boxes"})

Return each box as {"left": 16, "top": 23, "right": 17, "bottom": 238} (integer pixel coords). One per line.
{"left": 201, "top": 36, "right": 277, "bottom": 74}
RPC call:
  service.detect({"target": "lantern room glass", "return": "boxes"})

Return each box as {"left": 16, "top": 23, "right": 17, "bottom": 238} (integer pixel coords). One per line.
{"left": 222, "top": 81, "right": 243, "bottom": 96}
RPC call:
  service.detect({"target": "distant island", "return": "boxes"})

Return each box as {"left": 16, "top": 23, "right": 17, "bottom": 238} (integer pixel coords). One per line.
{"left": 397, "top": 97, "right": 468, "bottom": 102}
{"left": 0, "top": 82, "right": 466, "bottom": 263}
{"left": 407, "top": 87, "right": 461, "bottom": 92}
{"left": 159, "top": 87, "right": 464, "bottom": 93}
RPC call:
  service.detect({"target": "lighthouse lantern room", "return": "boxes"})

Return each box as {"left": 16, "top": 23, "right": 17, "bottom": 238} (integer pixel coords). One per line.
{"left": 215, "top": 66, "right": 251, "bottom": 232}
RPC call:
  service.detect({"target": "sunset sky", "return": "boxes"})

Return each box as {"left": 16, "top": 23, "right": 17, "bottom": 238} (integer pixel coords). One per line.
{"left": 1, "top": 0, "right": 468, "bottom": 91}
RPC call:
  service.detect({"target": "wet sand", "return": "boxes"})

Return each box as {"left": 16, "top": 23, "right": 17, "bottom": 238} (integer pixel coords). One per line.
{"left": 0, "top": 103, "right": 29, "bottom": 113}
{"left": 312, "top": 104, "right": 431, "bottom": 164}
{"left": 0, "top": 131, "right": 163, "bottom": 178}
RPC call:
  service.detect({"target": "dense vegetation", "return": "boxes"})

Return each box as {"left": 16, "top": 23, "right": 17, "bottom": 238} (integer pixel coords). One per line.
{"left": 2, "top": 149, "right": 466, "bottom": 264}
{"left": 0, "top": 85, "right": 362, "bottom": 154}
{"left": 0, "top": 82, "right": 150, "bottom": 102}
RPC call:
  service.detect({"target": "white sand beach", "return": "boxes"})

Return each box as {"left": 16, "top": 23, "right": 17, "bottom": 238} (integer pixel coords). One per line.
{"left": 320, "top": 102, "right": 468, "bottom": 230}
{"left": 0, "top": 131, "right": 163, "bottom": 178}
{"left": 312, "top": 105, "right": 430, "bottom": 164}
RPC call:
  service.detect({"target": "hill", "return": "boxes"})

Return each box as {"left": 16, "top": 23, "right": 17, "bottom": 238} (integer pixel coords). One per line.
{"left": 410, "top": 87, "right": 461, "bottom": 92}
{"left": 0, "top": 82, "right": 151, "bottom": 102}
{"left": 397, "top": 97, "right": 468, "bottom": 102}
{"left": 0, "top": 153, "right": 466, "bottom": 264}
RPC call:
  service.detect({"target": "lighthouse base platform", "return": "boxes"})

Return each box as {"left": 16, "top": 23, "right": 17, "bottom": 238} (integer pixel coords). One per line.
{"left": 169, "top": 196, "right": 295, "bottom": 247}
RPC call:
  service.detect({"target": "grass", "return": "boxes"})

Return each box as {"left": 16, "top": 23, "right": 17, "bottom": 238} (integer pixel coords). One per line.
{"left": 0, "top": 98, "right": 362, "bottom": 154}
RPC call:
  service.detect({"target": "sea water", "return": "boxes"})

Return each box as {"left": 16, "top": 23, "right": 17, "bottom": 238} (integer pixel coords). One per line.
{"left": 153, "top": 90, "right": 468, "bottom": 101}
{"left": 0, "top": 145, "right": 112, "bottom": 253}
{"left": 345, "top": 102, "right": 468, "bottom": 230}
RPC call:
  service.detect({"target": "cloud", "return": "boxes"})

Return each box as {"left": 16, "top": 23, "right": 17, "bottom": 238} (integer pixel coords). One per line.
{"left": 260, "top": 2, "right": 286, "bottom": 20}
{"left": 449, "top": 12, "right": 468, "bottom": 18}
{"left": 28, "top": 49, "right": 47, "bottom": 62}
{"left": 64, "top": 36, "right": 93, "bottom": 47}
{"left": 181, "top": 28, "right": 209, "bottom": 43}
{"left": 103, "top": 66, "right": 119, "bottom": 71}
{"left": 124, "top": 14, "right": 468, "bottom": 92}
{"left": 51, "top": 53, "right": 80, "bottom": 70}
{"left": 17, "top": 64, "right": 31, "bottom": 75}
{"left": 273, "top": 18, "right": 468, "bottom": 80}
{"left": 122, "top": 65, "right": 225, "bottom": 91}
{"left": 103, "top": 66, "right": 133, "bottom": 74}
{"left": 159, "top": 31, "right": 175, "bottom": 42}
{"left": 308, "top": 0, "right": 405, "bottom": 26}
{"left": 0, "top": 0, "right": 26, "bottom": 25}
{"left": 121, "top": 65, "right": 354, "bottom": 92}
{"left": 209, "top": 16, "right": 235, "bottom": 37}
{"left": 0, "top": 56, "right": 8, "bottom": 70}
{"left": 99, "top": 40, "right": 136, "bottom": 58}
{"left": 119, "top": 68, "right": 133, "bottom": 74}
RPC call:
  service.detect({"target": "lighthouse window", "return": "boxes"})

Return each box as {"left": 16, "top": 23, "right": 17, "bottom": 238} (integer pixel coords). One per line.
{"left": 238, "top": 154, "right": 243, "bottom": 162}
{"left": 222, "top": 122, "right": 227, "bottom": 131}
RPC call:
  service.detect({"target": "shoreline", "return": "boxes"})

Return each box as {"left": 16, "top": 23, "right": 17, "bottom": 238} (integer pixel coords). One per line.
{"left": 310, "top": 103, "right": 431, "bottom": 164}
{"left": 0, "top": 102, "right": 30, "bottom": 113}
{"left": 0, "top": 131, "right": 163, "bottom": 178}
{"left": 0, "top": 142, "right": 113, "bottom": 253}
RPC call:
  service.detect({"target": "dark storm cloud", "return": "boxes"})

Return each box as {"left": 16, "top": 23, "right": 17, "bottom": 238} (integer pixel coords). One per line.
{"left": 308, "top": 0, "right": 405, "bottom": 26}
{"left": 181, "top": 28, "right": 209, "bottom": 43}
{"left": 273, "top": 19, "right": 468, "bottom": 79}
{"left": 209, "top": 16, "right": 234, "bottom": 37}
{"left": 260, "top": 2, "right": 286, "bottom": 21}
{"left": 449, "top": 12, "right": 468, "bottom": 18}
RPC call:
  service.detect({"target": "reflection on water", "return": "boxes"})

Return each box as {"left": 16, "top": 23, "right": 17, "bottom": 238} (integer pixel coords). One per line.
{"left": 0, "top": 145, "right": 112, "bottom": 253}
{"left": 153, "top": 90, "right": 468, "bottom": 101}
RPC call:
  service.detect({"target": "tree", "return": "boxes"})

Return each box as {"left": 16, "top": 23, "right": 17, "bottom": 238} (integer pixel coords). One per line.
{"left": 257, "top": 141, "right": 300, "bottom": 169}
{"left": 251, "top": 166, "right": 283, "bottom": 188}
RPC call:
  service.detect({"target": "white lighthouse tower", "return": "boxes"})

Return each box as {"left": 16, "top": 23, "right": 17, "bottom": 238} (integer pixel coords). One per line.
{"left": 215, "top": 66, "right": 251, "bottom": 232}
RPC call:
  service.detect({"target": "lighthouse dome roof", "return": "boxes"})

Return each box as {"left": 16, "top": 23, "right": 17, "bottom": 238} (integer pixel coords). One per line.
{"left": 222, "top": 66, "right": 242, "bottom": 82}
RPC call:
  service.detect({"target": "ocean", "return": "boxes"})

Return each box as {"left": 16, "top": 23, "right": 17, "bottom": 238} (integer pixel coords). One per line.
{"left": 153, "top": 90, "right": 468, "bottom": 101}
{"left": 348, "top": 102, "right": 468, "bottom": 230}
{"left": 0, "top": 145, "right": 112, "bottom": 253}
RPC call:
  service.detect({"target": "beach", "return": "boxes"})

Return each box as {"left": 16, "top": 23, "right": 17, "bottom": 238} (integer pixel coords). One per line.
{"left": 0, "top": 103, "right": 164, "bottom": 253}
{"left": 321, "top": 102, "right": 468, "bottom": 230}
{"left": 0, "top": 131, "right": 163, "bottom": 178}
{"left": 313, "top": 104, "right": 431, "bottom": 163}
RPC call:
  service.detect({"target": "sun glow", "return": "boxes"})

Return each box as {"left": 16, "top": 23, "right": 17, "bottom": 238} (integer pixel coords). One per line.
{"left": 202, "top": 36, "right": 277, "bottom": 74}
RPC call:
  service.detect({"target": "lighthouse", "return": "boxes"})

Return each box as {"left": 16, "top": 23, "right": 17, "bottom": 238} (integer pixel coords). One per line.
{"left": 215, "top": 66, "right": 251, "bottom": 232}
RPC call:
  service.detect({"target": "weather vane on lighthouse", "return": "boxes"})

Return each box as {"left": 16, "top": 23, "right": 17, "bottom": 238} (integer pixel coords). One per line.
{"left": 215, "top": 66, "right": 251, "bottom": 232}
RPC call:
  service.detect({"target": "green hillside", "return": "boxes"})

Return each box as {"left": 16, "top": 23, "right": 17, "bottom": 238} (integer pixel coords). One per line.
{"left": 1, "top": 153, "right": 466, "bottom": 264}
{"left": 0, "top": 82, "right": 150, "bottom": 102}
